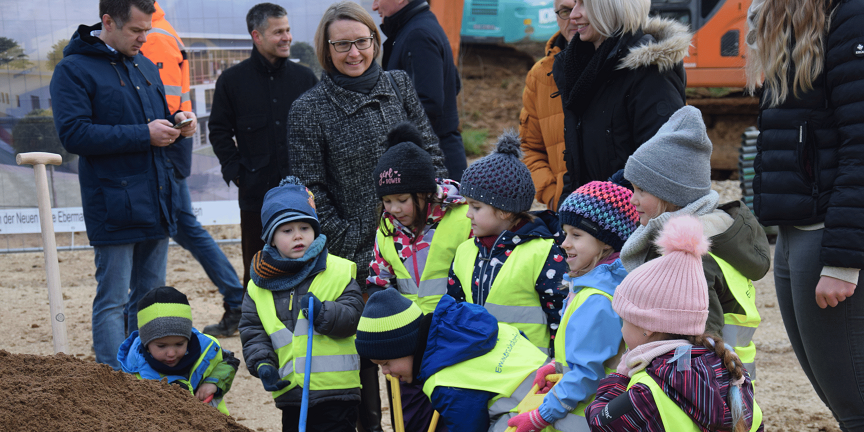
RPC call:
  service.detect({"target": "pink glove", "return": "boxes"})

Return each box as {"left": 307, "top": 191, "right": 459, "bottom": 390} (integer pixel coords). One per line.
{"left": 532, "top": 363, "right": 557, "bottom": 394}
{"left": 507, "top": 409, "right": 552, "bottom": 432}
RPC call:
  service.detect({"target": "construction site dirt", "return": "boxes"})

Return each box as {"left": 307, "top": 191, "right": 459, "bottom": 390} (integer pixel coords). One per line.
{"left": 0, "top": 46, "right": 841, "bottom": 431}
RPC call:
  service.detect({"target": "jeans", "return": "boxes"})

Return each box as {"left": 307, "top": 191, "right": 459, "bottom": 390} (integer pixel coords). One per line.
{"left": 173, "top": 178, "right": 244, "bottom": 308}
{"left": 774, "top": 226, "right": 864, "bottom": 431}
{"left": 93, "top": 237, "right": 169, "bottom": 369}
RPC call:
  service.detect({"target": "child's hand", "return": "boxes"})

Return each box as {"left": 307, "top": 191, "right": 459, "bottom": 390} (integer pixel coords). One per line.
{"left": 195, "top": 383, "right": 218, "bottom": 402}
{"left": 532, "top": 363, "right": 557, "bottom": 394}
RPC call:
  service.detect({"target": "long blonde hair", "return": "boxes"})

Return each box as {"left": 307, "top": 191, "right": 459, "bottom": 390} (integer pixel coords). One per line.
{"left": 745, "top": 0, "right": 832, "bottom": 107}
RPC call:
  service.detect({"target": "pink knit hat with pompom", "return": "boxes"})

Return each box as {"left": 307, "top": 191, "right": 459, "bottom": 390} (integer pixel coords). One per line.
{"left": 612, "top": 215, "right": 710, "bottom": 336}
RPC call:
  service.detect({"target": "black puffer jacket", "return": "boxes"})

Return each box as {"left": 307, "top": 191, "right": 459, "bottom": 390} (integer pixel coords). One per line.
{"left": 753, "top": 0, "right": 864, "bottom": 268}
{"left": 553, "top": 17, "right": 689, "bottom": 200}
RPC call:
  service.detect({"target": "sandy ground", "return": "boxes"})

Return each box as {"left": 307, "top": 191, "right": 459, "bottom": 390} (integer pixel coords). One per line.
{"left": 0, "top": 182, "right": 845, "bottom": 431}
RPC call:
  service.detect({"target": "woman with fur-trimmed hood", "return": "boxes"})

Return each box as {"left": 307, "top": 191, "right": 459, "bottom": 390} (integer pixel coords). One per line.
{"left": 552, "top": 0, "right": 690, "bottom": 201}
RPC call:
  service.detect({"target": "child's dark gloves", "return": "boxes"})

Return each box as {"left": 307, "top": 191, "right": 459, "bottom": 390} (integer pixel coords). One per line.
{"left": 258, "top": 363, "right": 290, "bottom": 392}
{"left": 301, "top": 293, "right": 322, "bottom": 324}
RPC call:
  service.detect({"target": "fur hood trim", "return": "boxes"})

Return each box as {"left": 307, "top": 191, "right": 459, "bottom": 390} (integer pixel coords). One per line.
{"left": 617, "top": 17, "right": 691, "bottom": 72}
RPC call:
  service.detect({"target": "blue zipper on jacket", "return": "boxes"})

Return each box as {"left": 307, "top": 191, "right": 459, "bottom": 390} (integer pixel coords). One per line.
{"left": 475, "top": 231, "right": 507, "bottom": 306}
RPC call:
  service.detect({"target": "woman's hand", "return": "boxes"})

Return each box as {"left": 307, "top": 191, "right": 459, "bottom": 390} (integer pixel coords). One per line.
{"left": 815, "top": 275, "right": 857, "bottom": 308}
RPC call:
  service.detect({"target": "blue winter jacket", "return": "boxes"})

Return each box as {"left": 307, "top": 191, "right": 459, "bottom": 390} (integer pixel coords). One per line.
{"left": 50, "top": 24, "right": 179, "bottom": 245}
{"left": 117, "top": 328, "right": 237, "bottom": 396}
{"left": 416, "top": 295, "right": 501, "bottom": 432}
{"left": 539, "top": 260, "right": 626, "bottom": 422}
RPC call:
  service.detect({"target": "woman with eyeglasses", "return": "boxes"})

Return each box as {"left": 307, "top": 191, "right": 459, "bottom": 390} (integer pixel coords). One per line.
{"left": 553, "top": 0, "right": 690, "bottom": 203}
{"left": 286, "top": 3, "right": 446, "bottom": 431}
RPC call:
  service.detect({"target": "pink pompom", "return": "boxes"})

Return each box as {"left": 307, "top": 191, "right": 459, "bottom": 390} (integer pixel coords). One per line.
{"left": 655, "top": 215, "right": 710, "bottom": 257}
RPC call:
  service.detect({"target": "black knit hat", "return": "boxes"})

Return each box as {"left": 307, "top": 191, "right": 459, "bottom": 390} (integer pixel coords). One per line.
{"left": 355, "top": 288, "right": 424, "bottom": 360}
{"left": 137, "top": 286, "right": 193, "bottom": 347}
{"left": 373, "top": 122, "right": 438, "bottom": 198}
{"left": 460, "top": 129, "right": 535, "bottom": 213}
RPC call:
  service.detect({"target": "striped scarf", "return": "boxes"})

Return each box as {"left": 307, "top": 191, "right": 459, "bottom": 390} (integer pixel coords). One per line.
{"left": 250, "top": 234, "right": 328, "bottom": 292}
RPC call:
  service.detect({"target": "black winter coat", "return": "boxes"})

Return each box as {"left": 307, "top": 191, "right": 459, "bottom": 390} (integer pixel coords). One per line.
{"left": 381, "top": 0, "right": 466, "bottom": 181}
{"left": 754, "top": 0, "right": 864, "bottom": 268}
{"left": 209, "top": 46, "right": 318, "bottom": 212}
{"left": 553, "top": 17, "right": 689, "bottom": 200}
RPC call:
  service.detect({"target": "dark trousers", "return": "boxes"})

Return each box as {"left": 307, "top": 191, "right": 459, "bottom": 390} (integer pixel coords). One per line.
{"left": 399, "top": 380, "right": 448, "bottom": 432}
{"left": 240, "top": 209, "right": 265, "bottom": 290}
{"left": 281, "top": 400, "right": 359, "bottom": 432}
{"left": 775, "top": 226, "right": 864, "bottom": 431}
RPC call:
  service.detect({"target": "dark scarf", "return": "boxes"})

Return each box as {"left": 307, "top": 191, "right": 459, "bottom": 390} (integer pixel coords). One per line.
{"left": 330, "top": 61, "right": 381, "bottom": 94}
{"left": 559, "top": 36, "right": 619, "bottom": 116}
{"left": 250, "top": 234, "right": 328, "bottom": 291}
{"left": 380, "top": 0, "right": 430, "bottom": 65}
{"left": 142, "top": 332, "right": 202, "bottom": 378}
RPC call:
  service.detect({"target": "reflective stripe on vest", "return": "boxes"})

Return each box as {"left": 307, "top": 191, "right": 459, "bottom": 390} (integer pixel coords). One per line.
{"left": 710, "top": 253, "right": 761, "bottom": 380}
{"left": 549, "top": 287, "right": 616, "bottom": 427}
{"left": 247, "top": 255, "right": 361, "bottom": 399}
{"left": 452, "top": 238, "right": 554, "bottom": 354}
{"left": 422, "top": 323, "right": 548, "bottom": 427}
{"left": 628, "top": 370, "right": 763, "bottom": 432}
{"left": 377, "top": 204, "right": 471, "bottom": 314}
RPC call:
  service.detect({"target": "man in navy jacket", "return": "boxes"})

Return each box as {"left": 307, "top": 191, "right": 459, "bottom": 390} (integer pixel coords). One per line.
{"left": 49, "top": 0, "right": 197, "bottom": 370}
{"left": 375, "top": 0, "right": 466, "bottom": 181}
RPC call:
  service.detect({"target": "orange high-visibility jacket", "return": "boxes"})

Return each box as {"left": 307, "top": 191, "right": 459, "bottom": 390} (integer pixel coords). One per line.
{"left": 140, "top": 1, "right": 191, "bottom": 114}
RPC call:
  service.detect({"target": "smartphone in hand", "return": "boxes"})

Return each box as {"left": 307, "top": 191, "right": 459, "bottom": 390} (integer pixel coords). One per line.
{"left": 173, "top": 118, "right": 194, "bottom": 129}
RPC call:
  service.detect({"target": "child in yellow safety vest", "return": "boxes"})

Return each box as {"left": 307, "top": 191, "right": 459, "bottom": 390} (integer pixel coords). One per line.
{"left": 585, "top": 215, "right": 763, "bottom": 431}
{"left": 620, "top": 106, "right": 770, "bottom": 379}
{"left": 356, "top": 288, "right": 549, "bottom": 432}
{"left": 238, "top": 177, "right": 363, "bottom": 432}
{"left": 117, "top": 286, "right": 239, "bottom": 415}
{"left": 368, "top": 122, "right": 473, "bottom": 431}
{"left": 507, "top": 180, "right": 640, "bottom": 432}
{"left": 446, "top": 130, "right": 569, "bottom": 357}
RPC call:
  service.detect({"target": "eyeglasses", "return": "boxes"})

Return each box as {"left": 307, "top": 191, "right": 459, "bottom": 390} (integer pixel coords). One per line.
{"left": 328, "top": 37, "right": 374, "bottom": 53}
{"left": 554, "top": 7, "right": 572, "bottom": 20}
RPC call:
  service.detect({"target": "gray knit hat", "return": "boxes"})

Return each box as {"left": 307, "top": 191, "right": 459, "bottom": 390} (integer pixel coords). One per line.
{"left": 137, "top": 286, "right": 193, "bottom": 348}
{"left": 624, "top": 106, "right": 712, "bottom": 207}
{"left": 460, "top": 130, "right": 535, "bottom": 213}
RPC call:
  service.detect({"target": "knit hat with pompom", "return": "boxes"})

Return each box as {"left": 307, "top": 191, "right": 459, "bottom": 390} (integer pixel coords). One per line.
{"left": 260, "top": 176, "right": 320, "bottom": 244}
{"left": 612, "top": 215, "right": 710, "bottom": 336}
{"left": 372, "top": 121, "right": 438, "bottom": 198}
{"left": 460, "top": 129, "right": 535, "bottom": 213}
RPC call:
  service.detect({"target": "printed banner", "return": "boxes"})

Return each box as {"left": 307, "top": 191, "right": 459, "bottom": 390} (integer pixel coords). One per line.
{"left": 0, "top": 201, "right": 240, "bottom": 235}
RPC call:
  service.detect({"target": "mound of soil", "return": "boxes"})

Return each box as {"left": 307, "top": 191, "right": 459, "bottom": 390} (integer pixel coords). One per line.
{"left": 0, "top": 350, "right": 252, "bottom": 432}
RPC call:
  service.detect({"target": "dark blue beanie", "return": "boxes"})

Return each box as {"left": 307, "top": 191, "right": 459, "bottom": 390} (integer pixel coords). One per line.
{"left": 355, "top": 288, "right": 424, "bottom": 360}
{"left": 260, "top": 176, "right": 321, "bottom": 244}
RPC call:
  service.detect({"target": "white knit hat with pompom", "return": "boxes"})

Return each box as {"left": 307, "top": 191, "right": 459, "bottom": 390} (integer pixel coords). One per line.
{"left": 612, "top": 214, "right": 711, "bottom": 336}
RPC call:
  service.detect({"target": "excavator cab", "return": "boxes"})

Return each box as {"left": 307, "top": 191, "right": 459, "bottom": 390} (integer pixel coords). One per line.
{"left": 650, "top": 0, "right": 750, "bottom": 87}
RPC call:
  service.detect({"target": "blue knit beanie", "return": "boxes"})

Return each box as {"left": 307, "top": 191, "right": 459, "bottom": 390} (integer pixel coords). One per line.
{"left": 558, "top": 181, "right": 640, "bottom": 252}
{"left": 460, "top": 129, "right": 535, "bottom": 213}
{"left": 260, "top": 176, "right": 320, "bottom": 245}
{"left": 355, "top": 288, "right": 424, "bottom": 360}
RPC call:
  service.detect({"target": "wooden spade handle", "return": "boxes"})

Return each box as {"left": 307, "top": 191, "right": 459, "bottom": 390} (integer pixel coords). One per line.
{"left": 16, "top": 152, "right": 63, "bottom": 166}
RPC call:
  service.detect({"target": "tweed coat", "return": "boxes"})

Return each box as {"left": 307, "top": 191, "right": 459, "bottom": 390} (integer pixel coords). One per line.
{"left": 287, "top": 70, "right": 447, "bottom": 282}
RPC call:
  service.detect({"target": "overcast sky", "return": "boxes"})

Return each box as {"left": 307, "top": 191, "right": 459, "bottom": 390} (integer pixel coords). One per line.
{"left": 0, "top": 0, "right": 378, "bottom": 60}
